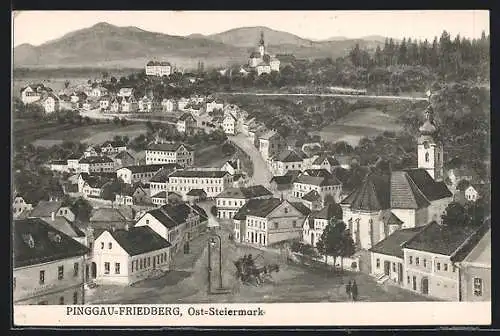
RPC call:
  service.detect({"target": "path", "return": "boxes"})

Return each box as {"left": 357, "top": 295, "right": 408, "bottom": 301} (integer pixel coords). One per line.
{"left": 229, "top": 134, "right": 272, "bottom": 187}
{"left": 218, "top": 92, "right": 429, "bottom": 101}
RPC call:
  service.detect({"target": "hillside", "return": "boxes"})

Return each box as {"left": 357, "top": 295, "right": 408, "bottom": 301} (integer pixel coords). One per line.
{"left": 13, "top": 22, "right": 385, "bottom": 69}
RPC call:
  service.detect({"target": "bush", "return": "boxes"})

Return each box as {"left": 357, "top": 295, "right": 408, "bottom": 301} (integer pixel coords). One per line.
{"left": 210, "top": 205, "right": 217, "bottom": 216}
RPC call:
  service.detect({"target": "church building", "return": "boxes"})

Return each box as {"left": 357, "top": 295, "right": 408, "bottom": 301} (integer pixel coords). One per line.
{"left": 247, "top": 32, "right": 280, "bottom": 75}
{"left": 340, "top": 104, "right": 453, "bottom": 250}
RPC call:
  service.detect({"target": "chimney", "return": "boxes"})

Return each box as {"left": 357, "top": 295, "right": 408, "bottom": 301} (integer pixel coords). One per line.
{"left": 111, "top": 225, "right": 116, "bottom": 232}
{"left": 51, "top": 212, "right": 55, "bottom": 221}
{"left": 125, "top": 223, "right": 129, "bottom": 231}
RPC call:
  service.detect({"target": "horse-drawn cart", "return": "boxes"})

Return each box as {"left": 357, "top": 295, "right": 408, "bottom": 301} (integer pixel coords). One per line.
{"left": 234, "top": 253, "right": 280, "bottom": 286}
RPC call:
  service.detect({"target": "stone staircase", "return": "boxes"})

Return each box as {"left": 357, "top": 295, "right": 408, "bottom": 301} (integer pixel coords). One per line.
{"left": 374, "top": 273, "right": 390, "bottom": 285}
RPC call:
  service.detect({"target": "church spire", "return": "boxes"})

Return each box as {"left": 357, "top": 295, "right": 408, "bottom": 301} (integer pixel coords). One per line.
{"left": 259, "top": 31, "right": 265, "bottom": 46}
{"left": 419, "top": 103, "right": 437, "bottom": 136}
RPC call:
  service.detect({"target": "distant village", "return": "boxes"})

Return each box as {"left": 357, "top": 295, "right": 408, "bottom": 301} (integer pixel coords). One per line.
{"left": 13, "top": 32, "right": 490, "bottom": 305}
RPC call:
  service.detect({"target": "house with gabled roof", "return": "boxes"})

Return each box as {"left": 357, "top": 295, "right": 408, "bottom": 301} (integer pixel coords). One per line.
{"left": 302, "top": 203, "right": 343, "bottom": 247}
{"left": 93, "top": 226, "right": 172, "bottom": 285}
{"left": 311, "top": 154, "right": 340, "bottom": 173}
{"left": 301, "top": 190, "right": 323, "bottom": 211}
{"left": 270, "top": 148, "right": 309, "bottom": 176}
{"left": 112, "top": 151, "right": 136, "bottom": 169}
{"left": 145, "top": 143, "right": 194, "bottom": 167}
{"left": 100, "top": 140, "right": 127, "bottom": 155}
{"left": 176, "top": 113, "right": 197, "bottom": 134}
{"left": 215, "top": 185, "right": 273, "bottom": 220}
{"left": 28, "top": 200, "right": 76, "bottom": 223}
{"left": 145, "top": 60, "right": 171, "bottom": 77}
{"left": 135, "top": 203, "right": 208, "bottom": 254}
{"left": 258, "top": 130, "right": 287, "bottom": 161}
{"left": 13, "top": 218, "right": 89, "bottom": 304}
{"left": 20, "top": 84, "right": 46, "bottom": 104}
{"left": 401, "top": 220, "right": 490, "bottom": 301}
{"left": 232, "top": 198, "right": 311, "bottom": 246}
{"left": 117, "top": 163, "right": 181, "bottom": 185}
{"left": 293, "top": 172, "right": 343, "bottom": 204}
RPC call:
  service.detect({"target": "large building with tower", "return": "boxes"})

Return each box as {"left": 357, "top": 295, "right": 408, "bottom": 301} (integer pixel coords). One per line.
{"left": 247, "top": 32, "right": 280, "bottom": 75}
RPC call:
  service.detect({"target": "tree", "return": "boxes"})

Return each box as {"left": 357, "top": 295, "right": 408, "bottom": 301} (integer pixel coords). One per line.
{"left": 64, "top": 80, "right": 70, "bottom": 89}
{"left": 316, "top": 218, "right": 347, "bottom": 269}
{"left": 100, "top": 179, "right": 126, "bottom": 204}
{"left": 456, "top": 179, "right": 471, "bottom": 191}
{"left": 441, "top": 202, "right": 470, "bottom": 227}
{"left": 70, "top": 197, "right": 93, "bottom": 222}
{"left": 338, "top": 229, "right": 356, "bottom": 270}
{"left": 210, "top": 205, "right": 217, "bottom": 216}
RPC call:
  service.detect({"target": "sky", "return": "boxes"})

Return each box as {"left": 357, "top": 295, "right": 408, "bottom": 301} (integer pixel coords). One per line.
{"left": 12, "top": 10, "right": 489, "bottom": 47}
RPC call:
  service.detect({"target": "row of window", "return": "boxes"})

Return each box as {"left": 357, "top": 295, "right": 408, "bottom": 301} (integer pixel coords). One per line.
{"left": 408, "top": 256, "right": 456, "bottom": 272}
{"left": 171, "top": 178, "right": 223, "bottom": 184}
{"left": 217, "top": 199, "right": 245, "bottom": 207}
{"left": 37, "top": 262, "right": 80, "bottom": 285}
{"left": 147, "top": 151, "right": 178, "bottom": 156}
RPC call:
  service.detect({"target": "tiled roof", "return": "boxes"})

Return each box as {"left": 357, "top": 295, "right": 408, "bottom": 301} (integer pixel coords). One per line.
{"left": 179, "top": 113, "right": 195, "bottom": 121}
{"left": 390, "top": 171, "right": 431, "bottom": 209}
{"left": 450, "top": 219, "right": 491, "bottom": 263}
{"left": 186, "top": 189, "right": 207, "bottom": 196}
{"left": 341, "top": 174, "right": 391, "bottom": 211}
{"left": 311, "top": 203, "right": 343, "bottom": 220}
{"left": 233, "top": 198, "right": 282, "bottom": 220}
{"left": 85, "top": 176, "right": 113, "bottom": 189}
{"left": 369, "top": 227, "right": 424, "bottom": 258}
{"left": 403, "top": 221, "right": 481, "bottom": 256}
{"left": 14, "top": 218, "right": 89, "bottom": 268}
{"left": 404, "top": 169, "right": 452, "bottom": 201}
{"left": 273, "top": 149, "right": 307, "bottom": 162}
{"left": 170, "top": 170, "right": 228, "bottom": 178}
{"left": 146, "top": 143, "right": 193, "bottom": 152}
{"left": 150, "top": 165, "right": 181, "bottom": 183}
{"left": 303, "top": 169, "right": 333, "bottom": 178}
{"left": 113, "top": 151, "right": 135, "bottom": 160}
{"left": 312, "top": 154, "right": 340, "bottom": 166}
{"left": 41, "top": 217, "right": 86, "bottom": 238}
{"left": 102, "top": 140, "right": 126, "bottom": 148}
{"left": 109, "top": 226, "right": 171, "bottom": 256}
{"left": 290, "top": 202, "right": 312, "bottom": 216}
{"left": 216, "top": 185, "right": 272, "bottom": 199}
{"left": 119, "top": 163, "right": 179, "bottom": 174}
{"left": 259, "top": 130, "right": 282, "bottom": 140}
{"left": 302, "top": 190, "right": 322, "bottom": 202}
{"left": 145, "top": 203, "right": 206, "bottom": 229}
{"left": 381, "top": 211, "right": 404, "bottom": 226}
{"left": 79, "top": 156, "right": 114, "bottom": 164}
{"left": 29, "top": 200, "right": 63, "bottom": 218}
{"left": 90, "top": 208, "right": 132, "bottom": 222}
{"left": 152, "top": 191, "right": 167, "bottom": 198}
{"left": 270, "top": 175, "right": 295, "bottom": 185}
{"left": 295, "top": 175, "right": 341, "bottom": 187}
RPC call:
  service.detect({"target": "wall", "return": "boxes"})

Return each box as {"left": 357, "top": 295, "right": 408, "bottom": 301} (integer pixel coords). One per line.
{"left": 135, "top": 213, "right": 168, "bottom": 240}
{"left": 371, "top": 252, "right": 404, "bottom": 284}
{"left": 461, "top": 265, "right": 491, "bottom": 302}
{"left": 428, "top": 197, "right": 452, "bottom": 224}
{"left": 13, "top": 256, "right": 85, "bottom": 304}
{"left": 392, "top": 209, "right": 416, "bottom": 228}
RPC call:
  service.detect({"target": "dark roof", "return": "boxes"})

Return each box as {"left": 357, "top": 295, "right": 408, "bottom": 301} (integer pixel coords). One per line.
{"left": 119, "top": 164, "right": 177, "bottom": 174}
{"left": 102, "top": 140, "right": 126, "bottom": 148}
{"left": 29, "top": 200, "right": 63, "bottom": 218}
{"left": 382, "top": 211, "right": 404, "bottom": 226}
{"left": 290, "top": 202, "right": 312, "bottom": 216}
{"left": 85, "top": 176, "right": 113, "bottom": 189}
{"left": 369, "top": 227, "right": 424, "bottom": 258}
{"left": 341, "top": 174, "right": 391, "bottom": 211}
{"left": 179, "top": 113, "right": 195, "bottom": 121}
{"left": 250, "top": 51, "right": 262, "bottom": 58}
{"left": 14, "top": 218, "right": 89, "bottom": 268}
{"left": 450, "top": 219, "right": 491, "bottom": 262}
{"left": 295, "top": 174, "right": 341, "bottom": 186}
{"left": 150, "top": 165, "right": 182, "bottom": 182}
{"left": 79, "top": 156, "right": 114, "bottom": 164}
{"left": 216, "top": 185, "right": 272, "bottom": 199}
{"left": 109, "top": 226, "right": 171, "bottom": 256}
{"left": 233, "top": 198, "right": 282, "bottom": 220}
{"left": 41, "top": 217, "right": 86, "bottom": 238}
{"left": 312, "top": 154, "right": 340, "bottom": 166}
{"left": 310, "top": 203, "right": 342, "bottom": 220}
{"left": 186, "top": 189, "right": 207, "bottom": 196}
{"left": 302, "top": 190, "right": 322, "bottom": 202}
{"left": 146, "top": 203, "right": 207, "bottom": 229}
{"left": 114, "top": 151, "right": 135, "bottom": 160}
{"left": 390, "top": 171, "right": 431, "bottom": 209}
{"left": 303, "top": 169, "right": 333, "bottom": 178}
{"left": 152, "top": 191, "right": 168, "bottom": 198}
{"left": 403, "top": 222, "right": 481, "bottom": 256}
{"left": 273, "top": 149, "right": 307, "bottom": 162}
{"left": 404, "top": 169, "right": 452, "bottom": 201}
{"left": 170, "top": 170, "right": 228, "bottom": 178}
{"left": 50, "top": 160, "right": 67, "bottom": 165}
{"left": 90, "top": 208, "right": 133, "bottom": 222}
{"left": 147, "top": 143, "right": 193, "bottom": 152}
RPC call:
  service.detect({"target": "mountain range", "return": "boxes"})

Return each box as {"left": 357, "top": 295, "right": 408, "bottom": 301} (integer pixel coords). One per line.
{"left": 13, "top": 22, "right": 388, "bottom": 69}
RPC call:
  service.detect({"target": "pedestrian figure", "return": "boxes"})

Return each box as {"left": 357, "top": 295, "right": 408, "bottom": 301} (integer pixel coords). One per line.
{"left": 345, "top": 280, "right": 352, "bottom": 300}
{"left": 351, "top": 280, "right": 358, "bottom": 302}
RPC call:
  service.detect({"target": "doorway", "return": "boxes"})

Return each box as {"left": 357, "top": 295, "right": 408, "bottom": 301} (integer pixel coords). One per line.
{"left": 412, "top": 276, "right": 417, "bottom": 291}
{"left": 421, "top": 277, "right": 429, "bottom": 295}
{"left": 384, "top": 261, "right": 391, "bottom": 276}
{"left": 311, "top": 232, "right": 314, "bottom": 246}
{"left": 398, "top": 263, "right": 403, "bottom": 284}
{"left": 85, "top": 264, "right": 90, "bottom": 281}
{"left": 91, "top": 262, "right": 97, "bottom": 279}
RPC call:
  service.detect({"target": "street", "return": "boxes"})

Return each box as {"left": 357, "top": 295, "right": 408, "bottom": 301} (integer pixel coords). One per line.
{"left": 86, "top": 219, "right": 434, "bottom": 304}
{"left": 229, "top": 134, "right": 272, "bottom": 187}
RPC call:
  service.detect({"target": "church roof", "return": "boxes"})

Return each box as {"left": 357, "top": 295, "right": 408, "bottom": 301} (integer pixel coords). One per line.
{"left": 340, "top": 174, "right": 391, "bottom": 211}
{"left": 390, "top": 171, "right": 431, "bottom": 209}
{"left": 250, "top": 51, "right": 261, "bottom": 58}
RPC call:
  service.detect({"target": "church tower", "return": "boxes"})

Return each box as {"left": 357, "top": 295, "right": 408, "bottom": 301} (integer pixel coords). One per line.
{"left": 258, "top": 31, "right": 265, "bottom": 57}
{"left": 417, "top": 104, "right": 444, "bottom": 181}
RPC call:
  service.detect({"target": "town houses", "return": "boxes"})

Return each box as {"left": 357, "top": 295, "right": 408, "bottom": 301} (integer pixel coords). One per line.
{"left": 247, "top": 32, "right": 280, "bottom": 75}
{"left": 215, "top": 185, "right": 273, "bottom": 219}
{"left": 168, "top": 170, "right": 233, "bottom": 198}
{"left": 145, "top": 143, "right": 194, "bottom": 167}
{"left": 145, "top": 60, "right": 172, "bottom": 77}
{"left": 116, "top": 163, "right": 181, "bottom": 185}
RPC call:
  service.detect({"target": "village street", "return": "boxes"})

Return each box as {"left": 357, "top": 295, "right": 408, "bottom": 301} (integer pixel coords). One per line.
{"left": 229, "top": 134, "right": 272, "bottom": 188}
{"left": 86, "top": 216, "right": 434, "bottom": 304}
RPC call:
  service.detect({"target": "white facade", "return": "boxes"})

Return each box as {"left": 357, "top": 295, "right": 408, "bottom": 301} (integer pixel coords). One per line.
{"left": 13, "top": 256, "right": 86, "bottom": 305}
{"left": 145, "top": 146, "right": 194, "bottom": 167}
{"left": 93, "top": 231, "right": 170, "bottom": 285}
{"left": 293, "top": 182, "right": 342, "bottom": 203}
{"left": 42, "top": 96, "right": 59, "bottom": 114}
{"left": 21, "top": 86, "right": 42, "bottom": 105}
{"left": 302, "top": 217, "right": 329, "bottom": 247}
{"left": 162, "top": 99, "right": 176, "bottom": 112}
{"left": 116, "top": 167, "right": 160, "bottom": 185}
{"left": 168, "top": 173, "right": 233, "bottom": 198}
{"left": 206, "top": 101, "right": 224, "bottom": 113}
{"left": 145, "top": 63, "right": 172, "bottom": 77}
{"left": 256, "top": 64, "right": 272, "bottom": 76}
{"left": 79, "top": 159, "right": 115, "bottom": 174}
{"left": 12, "top": 197, "right": 32, "bottom": 218}
{"left": 465, "top": 186, "right": 480, "bottom": 202}
{"left": 222, "top": 115, "right": 236, "bottom": 135}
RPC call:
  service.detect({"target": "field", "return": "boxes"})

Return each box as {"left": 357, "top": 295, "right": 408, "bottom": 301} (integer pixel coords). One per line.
{"left": 315, "top": 107, "right": 403, "bottom": 146}
{"left": 14, "top": 119, "right": 148, "bottom": 147}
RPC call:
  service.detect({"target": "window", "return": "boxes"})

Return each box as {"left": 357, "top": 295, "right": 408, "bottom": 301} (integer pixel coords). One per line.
{"left": 147, "top": 257, "right": 151, "bottom": 267}
{"left": 407, "top": 276, "right": 410, "bottom": 284}
{"left": 423, "top": 259, "right": 427, "bottom": 268}
{"left": 473, "top": 278, "right": 483, "bottom": 296}
{"left": 392, "top": 263, "right": 396, "bottom": 272}
{"left": 104, "top": 262, "right": 110, "bottom": 274}
{"left": 444, "top": 264, "right": 448, "bottom": 271}
{"left": 101, "top": 242, "right": 104, "bottom": 249}
{"left": 284, "top": 207, "right": 288, "bottom": 214}
{"left": 73, "top": 262, "right": 79, "bottom": 277}
{"left": 89, "top": 242, "right": 93, "bottom": 250}
{"left": 292, "top": 220, "right": 297, "bottom": 228}
{"left": 425, "top": 152, "right": 429, "bottom": 162}
{"left": 436, "top": 262, "right": 441, "bottom": 271}
{"left": 108, "top": 242, "right": 112, "bottom": 249}
{"left": 376, "top": 259, "right": 380, "bottom": 269}
{"left": 274, "top": 222, "right": 279, "bottom": 229}
{"left": 131, "top": 261, "right": 134, "bottom": 272}
{"left": 59, "top": 296, "right": 65, "bottom": 305}
{"left": 146, "top": 219, "right": 150, "bottom": 224}
{"left": 58, "top": 266, "right": 64, "bottom": 280}
{"left": 39, "top": 270, "right": 45, "bottom": 284}
{"left": 409, "top": 256, "right": 413, "bottom": 264}
{"left": 115, "top": 263, "right": 120, "bottom": 274}
{"left": 416, "top": 257, "right": 419, "bottom": 265}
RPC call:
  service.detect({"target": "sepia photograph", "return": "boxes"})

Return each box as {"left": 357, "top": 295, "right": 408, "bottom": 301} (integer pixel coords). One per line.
{"left": 11, "top": 10, "right": 490, "bottom": 326}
